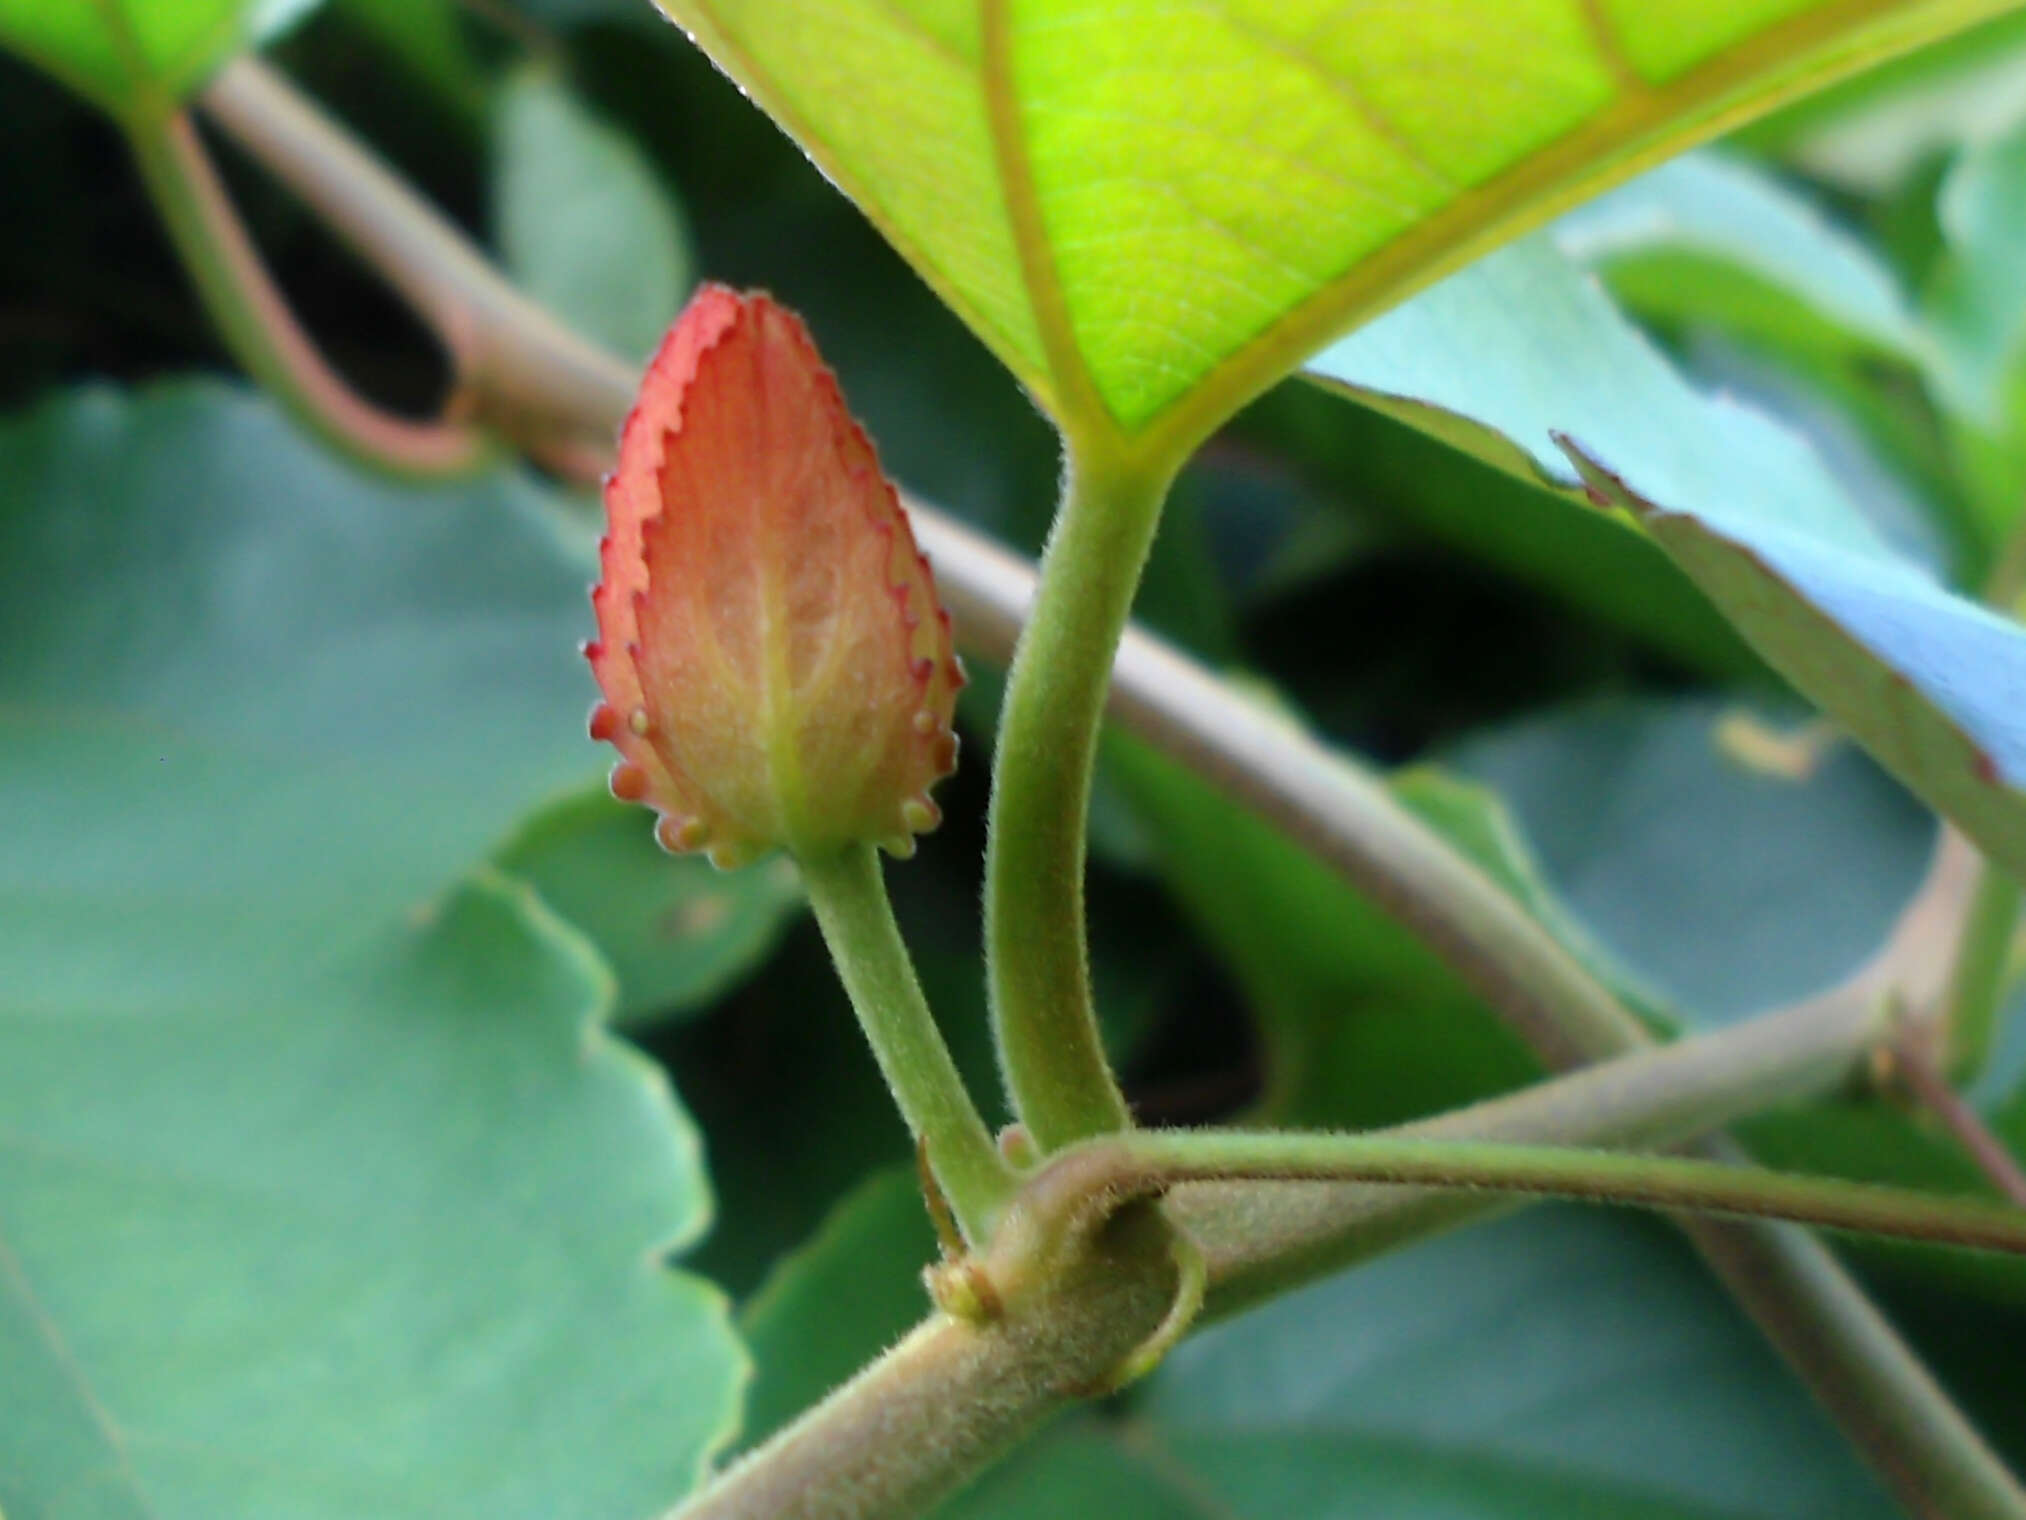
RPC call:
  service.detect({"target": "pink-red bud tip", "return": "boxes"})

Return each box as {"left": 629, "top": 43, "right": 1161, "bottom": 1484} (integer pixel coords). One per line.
{"left": 587, "top": 285, "right": 962, "bottom": 866}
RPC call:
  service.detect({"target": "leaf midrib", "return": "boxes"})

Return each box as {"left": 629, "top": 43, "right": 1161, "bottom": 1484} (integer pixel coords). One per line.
{"left": 673, "top": 0, "right": 2023, "bottom": 461}
{"left": 0, "top": 1213, "right": 159, "bottom": 1520}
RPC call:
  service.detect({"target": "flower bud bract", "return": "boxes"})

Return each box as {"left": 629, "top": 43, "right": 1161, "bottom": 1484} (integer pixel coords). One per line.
{"left": 588, "top": 286, "right": 962, "bottom": 867}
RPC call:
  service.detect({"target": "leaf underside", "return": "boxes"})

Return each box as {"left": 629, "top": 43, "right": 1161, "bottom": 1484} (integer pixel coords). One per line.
{"left": 1306, "top": 232, "right": 2026, "bottom": 882}
{"left": 655, "top": 0, "right": 2018, "bottom": 443}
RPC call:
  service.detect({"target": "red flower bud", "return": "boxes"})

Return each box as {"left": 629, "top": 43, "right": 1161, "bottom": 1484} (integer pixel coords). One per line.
{"left": 587, "top": 286, "right": 963, "bottom": 867}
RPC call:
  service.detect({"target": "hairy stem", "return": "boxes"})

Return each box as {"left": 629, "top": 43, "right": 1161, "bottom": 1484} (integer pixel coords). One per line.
{"left": 124, "top": 109, "right": 485, "bottom": 478}
{"left": 985, "top": 445, "right": 1174, "bottom": 1150}
{"left": 1004, "top": 1131, "right": 2026, "bottom": 1271}
{"left": 668, "top": 1205, "right": 1179, "bottom": 1520}
{"left": 676, "top": 996, "right": 1884, "bottom": 1520}
{"left": 1686, "top": 1182, "right": 2026, "bottom": 1520}
{"left": 1184, "top": 976, "right": 1893, "bottom": 1310}
{"left": 800, "top": 846, "right": 1016, "bottom": 1243}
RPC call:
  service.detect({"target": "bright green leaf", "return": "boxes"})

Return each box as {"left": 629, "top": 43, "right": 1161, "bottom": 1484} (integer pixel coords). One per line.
{"left": 653, "top": 0, "right": 2017, "bottom": 445}
{"left": 496, "top": 786, "right": 805, "bottom": 1025}
{"left": 0, "top": 382, "right": 744, "bottom": 1518}
{"left": 0, "top": 0, "right": 318, "bottom": 120}
{"left": 494, "top": 68, "right": 695, "bottom": 360}
{"left": 946, "top": 1210, "right": 1898, "bottom": 1519}
{"left": 1306, "top": 234, "right": 2026, "bottom": 881}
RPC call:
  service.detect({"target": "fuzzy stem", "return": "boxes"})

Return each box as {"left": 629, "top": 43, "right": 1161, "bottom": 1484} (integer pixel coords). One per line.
{"left": 123, "top": 109, "right": 486, "bottom": 478}
{"left": 985, "top": 444, "right": 1175, "bottom": 1150}
{"left": 1684, "top": 1168, "right": 2026, "bottom": 1520}
{"left": 669, "top": 1204, "right": 1178, "bottom": 1520}
{"left": 800, "top": 846, "right": 1016, "bottom": 1242}
{"left": 1001, "top": 1131, "right": 2026, "bottom": 1271}
{"left": 670, "top": 997, "right": 1881, "bottom": 1520}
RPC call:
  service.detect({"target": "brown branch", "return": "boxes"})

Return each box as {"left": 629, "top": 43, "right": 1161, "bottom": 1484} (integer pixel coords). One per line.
{"left": 1889, "top": 1032, "right": 2026, "bottom": 1209}
{"left": 127, "top": 111, "right": 486, "bottom": 477}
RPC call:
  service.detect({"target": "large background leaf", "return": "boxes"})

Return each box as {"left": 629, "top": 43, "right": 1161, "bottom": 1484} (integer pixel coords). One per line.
{"left": 1058, "top": 1208, "right": 1901, "bottom": 1520}
{"left": 652, "top": 0, "right": 2016, "bottom": 436}
{"left": 0, "top": 383, "right": 745, "bottom": 1519}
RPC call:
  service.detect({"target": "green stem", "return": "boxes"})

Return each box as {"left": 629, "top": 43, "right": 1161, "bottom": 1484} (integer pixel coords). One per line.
{"left": 1944, "top": 861, "right": 2022, "bottom": 1076}
{"left": 800, "top": 845, "right": 1016, "bottom": 1242}
{"left": 985, "top": 443, "right": 1177, "bottom": 1150}
{"left": 1001, "top": 1130, "right": 2026, "bottom": 1271}
{"left": 122, "top": 108, "right": 487, "bottom": 479}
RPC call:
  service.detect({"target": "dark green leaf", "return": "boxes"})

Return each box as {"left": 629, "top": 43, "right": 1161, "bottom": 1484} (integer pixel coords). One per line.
{"left": 336, "top": 0, "right": 488, "bottom": 124}
{"left": 0, "top": 382, "right": 743, "bottom": 1518}
{"left": 1102, "top": 727, "right": 1589, "bottom": 1129}
{"left": 1232, "top": 381, "right": 1761, "bottom": 680}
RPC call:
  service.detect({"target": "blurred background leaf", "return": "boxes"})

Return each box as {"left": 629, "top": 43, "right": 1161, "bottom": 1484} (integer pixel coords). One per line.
{"left": 1925, "top": 115, "right": 2026, "bottom": 543}
{"left": 496, "top": 786, "right": 804, "bottom": 1026}
{"left": 0, "top": 0, "right": 321, "bottom": 118}
{"left": 493, "top": 64, "right": 692, "bottom": 360}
